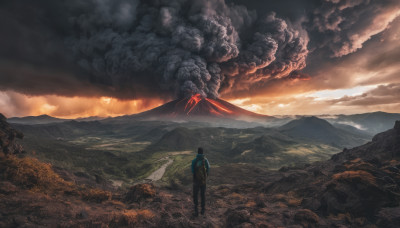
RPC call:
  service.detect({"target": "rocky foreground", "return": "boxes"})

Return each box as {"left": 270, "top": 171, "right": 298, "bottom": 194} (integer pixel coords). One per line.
{"left": 1, "top": 114, "right": 400, "bottom": 227}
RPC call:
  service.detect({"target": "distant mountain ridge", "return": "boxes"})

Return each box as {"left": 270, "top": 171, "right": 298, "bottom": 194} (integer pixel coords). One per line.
{"left": 7, "top": 115, "right": 105, "bottom": 125}
{"left": 323, "top": 111, "right": 400, "bottom": 134}
{"left": 7, "top": 111, "right": 400, "bottom": 136}
{"left": 7, "top": 115, "right": 67, "bottom": 125}
{"left": 279, "top": 116, "right": 369, "bottom": 148}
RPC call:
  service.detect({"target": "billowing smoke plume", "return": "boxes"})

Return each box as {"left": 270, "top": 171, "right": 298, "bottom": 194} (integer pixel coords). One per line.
{"left": 0, "top": 0, "right": 309, "bottom": 100}
{"left": 67, "top": 0, "right": 309, "bottom": 99}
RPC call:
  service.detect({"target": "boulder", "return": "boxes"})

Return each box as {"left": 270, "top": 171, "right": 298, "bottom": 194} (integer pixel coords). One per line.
{"left": 225, "top": 208, "right": 250, "bottom": 227}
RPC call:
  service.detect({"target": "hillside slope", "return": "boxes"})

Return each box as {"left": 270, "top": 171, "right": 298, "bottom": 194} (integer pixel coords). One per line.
{"left": 280, "top": 116, "right": 369, "bottom": 148}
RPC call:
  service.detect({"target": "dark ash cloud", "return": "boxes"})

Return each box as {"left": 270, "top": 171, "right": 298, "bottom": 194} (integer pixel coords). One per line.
{"left": 2, "top": 0, "right": 399, "bottom": 102}
{"left": 0, "top": 0, "right": 309, "bottom": 99}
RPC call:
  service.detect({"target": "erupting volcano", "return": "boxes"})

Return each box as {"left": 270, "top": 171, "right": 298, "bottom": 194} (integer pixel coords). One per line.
{"left": 135, "top": 94, "right": 268, "bottom": 121}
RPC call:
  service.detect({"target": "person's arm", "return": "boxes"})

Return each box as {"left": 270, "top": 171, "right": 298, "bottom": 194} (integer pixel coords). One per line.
{"left": 191, "top": 159, "right": 195, "bottom": 174}
{"left": 205, "top": 159, "right": 210, "bottom": 175}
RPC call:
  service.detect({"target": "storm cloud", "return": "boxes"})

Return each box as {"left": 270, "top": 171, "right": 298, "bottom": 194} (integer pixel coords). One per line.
{"left": 309, "top": 0, "right": 400, "bottom": 57}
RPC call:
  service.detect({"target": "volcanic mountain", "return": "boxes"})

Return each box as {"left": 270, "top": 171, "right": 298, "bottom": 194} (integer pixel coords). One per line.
{"left": 134, "top": 94, "right": 270, "bottom": 121}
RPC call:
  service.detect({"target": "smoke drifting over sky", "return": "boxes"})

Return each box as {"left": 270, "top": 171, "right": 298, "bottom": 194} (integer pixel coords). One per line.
{"left": 1, "top": 0, "right": 400, "bottom": 117}
{"left": 309, "top": 0, "right": 400, "bottom": 57}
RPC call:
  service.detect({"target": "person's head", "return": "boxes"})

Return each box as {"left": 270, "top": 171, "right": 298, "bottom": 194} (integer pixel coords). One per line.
{"left": 198, "top": 147, "right": 203, "bottom": 154}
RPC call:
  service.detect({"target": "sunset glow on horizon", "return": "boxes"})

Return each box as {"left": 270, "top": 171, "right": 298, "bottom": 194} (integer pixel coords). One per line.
{"left": 0, "top": 91, "right": 164, "bottom": 119}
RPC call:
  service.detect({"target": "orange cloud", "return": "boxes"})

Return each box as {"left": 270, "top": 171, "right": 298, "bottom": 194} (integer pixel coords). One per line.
{"left": 0, "top": 91, "right": 163, "bottom": 118}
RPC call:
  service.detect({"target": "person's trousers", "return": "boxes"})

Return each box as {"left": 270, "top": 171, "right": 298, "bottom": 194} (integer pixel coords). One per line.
{"left": 193, "top": 183, "right": 206, "bottom": 209}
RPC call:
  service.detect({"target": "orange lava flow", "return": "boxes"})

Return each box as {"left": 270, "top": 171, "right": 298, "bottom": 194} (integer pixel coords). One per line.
{"left": 205, "top": 98, "right": 233, "bottom": 114}
{"left": 184, "top": 94, "right": 202, "bottom": 114}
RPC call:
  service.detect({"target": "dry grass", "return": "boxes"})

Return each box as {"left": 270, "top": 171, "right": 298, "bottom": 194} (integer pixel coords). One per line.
{"left": 287, "top": 198, "right": 302, "bottom": 207}
{"left": 0, "top": 156, "right": 74, "bottom": 192}
{"left": 245, "top": 200, "right": 256, "bottom": 207}
{"left": 82, "top": 188, "right": 112, "bottom": 203}
{"left": 275, "top": 202, "right": 288, "bottom": 208}
{"left": 328, "top": 212, "right": 349, "bottom": 221}
{"left": 271, "top": 191, "right": 303, "bottom": 207}
{"left": 271, "top": 193, "right": 286, "bottom": 201}
{"left": 111, "top": 209, "right": 155, "bottom": 226}
{"left": 333, "top": 170, "right": 376, "bottom": 185}
{"left": 0, "top": 155, "right": 159, "bottom": 226}
{"left": 344, "top": 160, "right": 375, "bottom": 170}
{"left": 228, "top": 192, "right": 246, "bottom": 201}
{"left": 106, "top": 200, "right": 127, "bottom": 208}
{"left": 350, "top": 158, "right": 362, "bottom": 163}
{"left": 0, "top": 155, "right": 113, "bottom": 203}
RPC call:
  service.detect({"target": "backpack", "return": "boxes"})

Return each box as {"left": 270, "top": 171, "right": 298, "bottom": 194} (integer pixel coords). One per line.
{"left": 194, "top": 157, "right": 207, "bottom": 185}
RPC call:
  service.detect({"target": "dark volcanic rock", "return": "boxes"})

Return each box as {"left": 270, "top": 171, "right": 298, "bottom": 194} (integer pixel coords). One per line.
{"left": 377, "top": 207, "right": 400, "bottom": 228}
{"left": 395, "top": 120, "right": 400, "bottom": 131}
{"left": 0, "top": 113, "right": 24, "bottom": 156}
{"left": 0, "top": 181, "right": 18, "bottom": 195}
{"left": 225, "top": 208, "right": 251, "bottom": 227}
{"left": 319, "top": 177, "right": 397, "bottom": 217}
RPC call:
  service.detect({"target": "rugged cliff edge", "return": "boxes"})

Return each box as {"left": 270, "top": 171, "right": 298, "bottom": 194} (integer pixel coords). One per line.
{"left": 0, "top": 113, "right": 23, "bottom": 156}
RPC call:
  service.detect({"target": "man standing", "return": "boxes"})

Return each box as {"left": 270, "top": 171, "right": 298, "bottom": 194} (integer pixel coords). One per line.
{"left": 191, "top": 147, "right": 210, "bottom": 217}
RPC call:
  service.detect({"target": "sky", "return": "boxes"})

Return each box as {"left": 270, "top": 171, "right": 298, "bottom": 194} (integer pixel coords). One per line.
{"left": 0, "top": 0, "right": 400, "bottom": 118}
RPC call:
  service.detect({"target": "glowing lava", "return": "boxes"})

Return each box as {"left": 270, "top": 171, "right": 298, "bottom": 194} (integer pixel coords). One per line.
{"left": 179, "top": 94, "right": 235, "bottom": 116}
{"left": 184, "top": 94, "right": 202, "bottom": 114}
{"left": 205, "top": 98, "right": 233, "bottom": 114}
